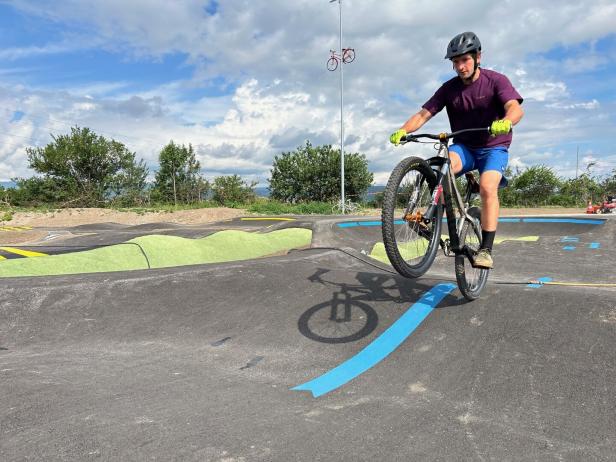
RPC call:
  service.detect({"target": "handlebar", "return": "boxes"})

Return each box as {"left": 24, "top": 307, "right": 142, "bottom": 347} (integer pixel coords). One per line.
{"left": 401, "top": 127, "right": 491, "bottom": 143}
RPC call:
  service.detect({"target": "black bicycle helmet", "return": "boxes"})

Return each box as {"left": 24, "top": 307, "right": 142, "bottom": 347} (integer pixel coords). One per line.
{"left": 445, "top": 31, "right": 481, "bottom": 59}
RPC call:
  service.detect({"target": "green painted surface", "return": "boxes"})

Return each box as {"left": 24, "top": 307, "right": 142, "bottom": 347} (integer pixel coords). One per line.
{"left": 0, "top": 228, "right": 312, "bottom": 278}
{"left": 369, "top": 235, "right": 539, "bottom": 265}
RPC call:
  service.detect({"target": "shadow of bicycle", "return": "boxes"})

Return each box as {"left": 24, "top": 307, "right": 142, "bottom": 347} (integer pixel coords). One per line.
{"left": 298, "top": 268, "right": 456, "bottom": 344}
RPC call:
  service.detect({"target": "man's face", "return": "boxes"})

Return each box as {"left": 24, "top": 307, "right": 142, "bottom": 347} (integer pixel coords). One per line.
{"left": 451, "top": 52, "right": 480, "bottom": 80}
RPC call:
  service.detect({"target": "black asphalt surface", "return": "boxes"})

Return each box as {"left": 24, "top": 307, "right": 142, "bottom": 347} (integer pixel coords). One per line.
{"left": 1, "top": 214, "right": 615, "bottom": 461}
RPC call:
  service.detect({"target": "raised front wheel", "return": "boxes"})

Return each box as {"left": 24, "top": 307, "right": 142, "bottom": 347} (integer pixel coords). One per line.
{"left": 381, "top": 157, "right": 442, "bottom": 278}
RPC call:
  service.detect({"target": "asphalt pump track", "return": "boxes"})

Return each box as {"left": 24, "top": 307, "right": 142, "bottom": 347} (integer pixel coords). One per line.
{"left": 1, "top": 215, "right": 615, "bottom": 460}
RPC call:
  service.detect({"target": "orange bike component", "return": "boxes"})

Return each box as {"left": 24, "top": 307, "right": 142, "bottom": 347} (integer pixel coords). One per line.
{"left": 404, "top": 211, "right": 424, "bottom": 223}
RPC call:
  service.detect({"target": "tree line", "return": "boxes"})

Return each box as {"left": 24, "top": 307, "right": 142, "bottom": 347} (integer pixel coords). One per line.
{"left": 0, "top": 126, "right": 613, "bottom": 209}
{"left": 0, "top": 127, "right": 374, "bottom": 208}
{"left": 497, "top": 165, "right": 616, "bottom": 207}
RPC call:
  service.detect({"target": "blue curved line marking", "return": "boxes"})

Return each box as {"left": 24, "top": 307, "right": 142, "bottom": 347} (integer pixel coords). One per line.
{"left": 291, "top": 282, "right": 456, "bottom": 398}
{"left": 336, "top": 218, "right": 604, "bottom": 228}
{"left": 498, "top": 218, "right": 521, "bottom": 222}
{"left": 522, "top": 218, "right": 604, "bottom": 225}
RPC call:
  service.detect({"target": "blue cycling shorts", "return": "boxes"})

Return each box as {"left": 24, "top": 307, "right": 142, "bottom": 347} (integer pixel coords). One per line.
{"left": 449, "top": 143, "right": 509, "bottom": 188}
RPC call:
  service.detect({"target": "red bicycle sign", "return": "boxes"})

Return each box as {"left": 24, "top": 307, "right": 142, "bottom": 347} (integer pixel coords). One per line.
{"left": 327, "top": 48, "right": 355, "bottom": 71}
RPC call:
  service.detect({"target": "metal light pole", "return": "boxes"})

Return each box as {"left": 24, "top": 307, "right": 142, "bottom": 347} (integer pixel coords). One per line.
{"left": 330, "top": 0, "right": 345, "bottom": 213}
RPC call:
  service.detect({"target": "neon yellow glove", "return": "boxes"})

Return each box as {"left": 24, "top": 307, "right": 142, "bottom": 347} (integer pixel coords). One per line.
{"left": 490, "top": 119, "right": 512, "bottom": 136}
{"left": 389, "top": 128, "right": 407, "bottom": 145}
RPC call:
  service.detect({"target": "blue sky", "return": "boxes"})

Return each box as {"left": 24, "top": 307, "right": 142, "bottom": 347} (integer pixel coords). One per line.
{"left": 0, "top": 0, "right": 615, "bottom": 185}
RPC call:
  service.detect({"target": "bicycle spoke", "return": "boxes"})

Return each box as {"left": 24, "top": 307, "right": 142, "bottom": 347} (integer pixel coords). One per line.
{"left": 455, "top": 218, "right": 489, "bottom": 300}
{"left": 381, "top": 157, "right": 442, "bottom": 278}
{"left": 392, "top": 171, "right": 433, "bottom": 265}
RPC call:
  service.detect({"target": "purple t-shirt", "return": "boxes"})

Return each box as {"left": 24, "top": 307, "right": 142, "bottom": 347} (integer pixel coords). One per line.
{"left": 422, "top": 68, "right": 523, "bottom": 148}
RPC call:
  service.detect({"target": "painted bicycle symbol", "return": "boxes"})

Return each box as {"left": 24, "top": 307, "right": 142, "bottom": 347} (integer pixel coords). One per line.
{"left": 326, "top": 48, "right": 356, "bottom": 71}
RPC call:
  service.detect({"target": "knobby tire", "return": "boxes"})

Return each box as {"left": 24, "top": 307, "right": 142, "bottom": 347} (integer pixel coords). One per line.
{"left": 455, "top": 218, "right": 489, "bottom": 300}
{"left": 381, "top": 157, "right": 442, "bottom": 278}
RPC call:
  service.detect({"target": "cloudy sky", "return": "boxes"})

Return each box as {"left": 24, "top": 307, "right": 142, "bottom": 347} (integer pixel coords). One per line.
{"left": 0, "top": 0, "right": 615, "bottom": 187}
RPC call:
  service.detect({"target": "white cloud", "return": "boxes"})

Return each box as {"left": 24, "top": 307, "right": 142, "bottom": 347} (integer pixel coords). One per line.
{"left": 1, "top": 0, "right": 615, "bottom": 184}
{"left": 546, "top": 99, "right": 600, "bottom": 110}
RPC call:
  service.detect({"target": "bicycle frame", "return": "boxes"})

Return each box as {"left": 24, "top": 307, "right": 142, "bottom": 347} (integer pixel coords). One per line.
{"left": 434, "top": 149, "right": 480, "bottom": 257}
{"left": 402, "top": 128, "right": 489, "bottom": 257}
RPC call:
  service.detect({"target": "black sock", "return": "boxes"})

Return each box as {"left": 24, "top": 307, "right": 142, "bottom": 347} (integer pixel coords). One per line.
{"left": 481, "top": 230, "right": 495, "bottom": 251}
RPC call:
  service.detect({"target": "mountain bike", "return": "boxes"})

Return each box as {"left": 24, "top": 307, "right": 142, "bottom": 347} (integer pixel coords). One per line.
{"left": 381, "top": 128, "right": 491, "bottom": 300}
{"left": 332, "top": 198, "right": 360, "bottom": 215}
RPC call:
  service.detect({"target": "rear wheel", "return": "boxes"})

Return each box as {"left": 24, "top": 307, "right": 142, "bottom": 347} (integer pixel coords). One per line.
{"left": 455, "top": 218, "right": 489, "bottom": 300}
{"left": 342, "top": 48, "right": 355, "bottom": 63}
{"left": 381, "top": 157, "right": 442, "bottom": 278}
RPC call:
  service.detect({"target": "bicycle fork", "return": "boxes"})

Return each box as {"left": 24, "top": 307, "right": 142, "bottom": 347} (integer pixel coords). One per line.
{"left": 422, "top": 162, "right": 449, "bottom": 223}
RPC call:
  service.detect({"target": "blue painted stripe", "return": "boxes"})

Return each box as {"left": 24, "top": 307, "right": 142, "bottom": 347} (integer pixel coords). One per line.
{"left": 563, "top": 246, "right": 576, "bottom": 251}
{"left": 560, "top": 236, "right": 580, "bottom": 242}
{"left": 589, "top": 242, "right": 601, "bottom": 249}
{"left": 336, "top": 217, "right": 603, "bottom": 228}
{"left": 527, "top": 277, "right": 553, "bottom": 288}
{"left": 291, "top": 283, "right": 456, "bottom": 398}
{"left": 523, "top": 218, "right": 604, "bottom": 225}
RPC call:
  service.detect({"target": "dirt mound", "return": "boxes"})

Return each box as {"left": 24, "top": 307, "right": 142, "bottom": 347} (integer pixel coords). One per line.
{"left": 4, "top": 207, "right": 247, "bottom": 227}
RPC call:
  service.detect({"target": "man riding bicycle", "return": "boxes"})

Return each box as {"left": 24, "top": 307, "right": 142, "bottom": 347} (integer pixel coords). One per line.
{"left": 390, "top": 31, "right": 524, "bottom": 269}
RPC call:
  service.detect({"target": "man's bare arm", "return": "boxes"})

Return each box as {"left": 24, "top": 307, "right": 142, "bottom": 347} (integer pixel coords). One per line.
{"left": 503, "top": 100, "right": 524, "bottom": 125}
{"left": 400, "top": 108, "right": 433, "bottom": 133}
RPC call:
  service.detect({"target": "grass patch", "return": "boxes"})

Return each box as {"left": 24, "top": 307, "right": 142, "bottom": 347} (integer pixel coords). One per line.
{"left": 369, "top": 239, "right": 429, "bottom": 265}
{"left": 247, "top": 200, "right": 333, "bottom": 215}
{"left": 115, "top": 201, "right": 239, "bottom": 214}
{"left": 1, "top": 210, "right": 13, "bottom": 222}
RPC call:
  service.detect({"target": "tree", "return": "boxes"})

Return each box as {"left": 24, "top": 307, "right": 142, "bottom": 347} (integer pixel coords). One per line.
{"left": 507, "top": 165, "right": 561, "bottom": 206}
{"left": 558, "top": 174, "right": 602, "bottom": 206}
{"left": 25, "top": 126, "right": 148, "bottom": 206}
{"left": 10, "top": 176, "right": 75, "bottom": 206}
{"left": 498, "top": 166, "right": 521, "bottom": 207}
{"left": 153, "top": 141, "right": 208, "bottom": 205}
{"left": 211, "top": 175, "right": 256, "bottom": 205}
{"left": 269, "top": 141, "right": 373, "bottom": 203}
{"left": 601, "top": 169, "right": 616, "bottom": 198}
{"left": 108, "top": 158, "right": 149, "bottom": 206}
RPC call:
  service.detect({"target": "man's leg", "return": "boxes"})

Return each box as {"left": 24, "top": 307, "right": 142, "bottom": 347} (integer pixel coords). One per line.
{"left": 448, "top": 150, "right": 464, "bottom": 175}
{"left": 473, "top": 170, "right": 502, "bottom": 268}
{"left": 479, "top": 170, "right": 501, "bottom": 233}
